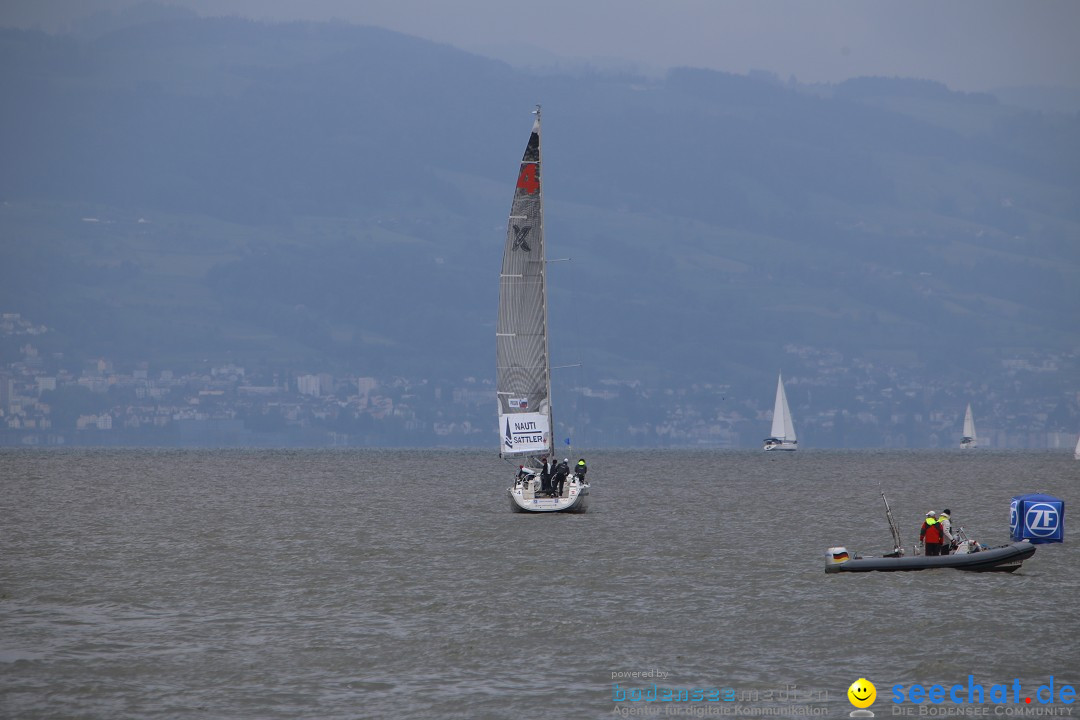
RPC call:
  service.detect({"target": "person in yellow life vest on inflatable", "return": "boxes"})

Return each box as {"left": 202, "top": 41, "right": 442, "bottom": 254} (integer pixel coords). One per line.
{"left": 920, "top": 511, "right": 945, "bottom": 556}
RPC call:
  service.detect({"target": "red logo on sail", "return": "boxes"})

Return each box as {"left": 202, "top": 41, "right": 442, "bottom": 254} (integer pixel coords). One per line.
{"left": 516, "top": 165, "right": 539, "bottom": 194}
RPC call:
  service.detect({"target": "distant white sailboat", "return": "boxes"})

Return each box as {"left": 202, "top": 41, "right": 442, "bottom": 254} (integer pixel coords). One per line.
{"left": 961, "top": 403, "right": 977, "bottom": 449}
{"left": 764, "top": 372, "right": 797, "bottom": 451}
{"left": 1073, "top": 433, "right": 1079, "bottom": 460}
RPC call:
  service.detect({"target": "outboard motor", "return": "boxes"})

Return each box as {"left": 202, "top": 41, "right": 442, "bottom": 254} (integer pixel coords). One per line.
{"left": 1010, "top": 493, "right": 1065, "bottom": 544}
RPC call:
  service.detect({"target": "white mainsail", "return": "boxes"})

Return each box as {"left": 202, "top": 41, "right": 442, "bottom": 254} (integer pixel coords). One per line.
{"left": 771, "top": 374, "right": 796, "bottom": 441}
{"left": 961, "top": 403, "right": 977, "bottom": 448}
{"left": 765, "top": 372, "right": 797, "bottom": 450}
{"left": 497, "top": 109, "right": 552, "bottom": 459}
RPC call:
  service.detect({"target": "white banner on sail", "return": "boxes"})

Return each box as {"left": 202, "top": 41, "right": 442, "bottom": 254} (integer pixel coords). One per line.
{"left": 500, "top": 412, "right": 550, "bottom": 455}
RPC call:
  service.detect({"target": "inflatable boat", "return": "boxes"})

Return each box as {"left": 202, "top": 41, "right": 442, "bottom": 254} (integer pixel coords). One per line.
{"left": 825, "top": 541, "right": 1035, "bottom": 573}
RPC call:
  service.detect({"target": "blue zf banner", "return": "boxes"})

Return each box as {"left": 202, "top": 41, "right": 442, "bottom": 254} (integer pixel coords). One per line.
{"left": 1010, "top": 494, "right": 1064, "bottom": 544}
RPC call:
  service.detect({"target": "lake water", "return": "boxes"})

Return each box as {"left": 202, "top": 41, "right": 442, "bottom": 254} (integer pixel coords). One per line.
{"left": 1, "top": 449, "right": 1077, "bottom": 719}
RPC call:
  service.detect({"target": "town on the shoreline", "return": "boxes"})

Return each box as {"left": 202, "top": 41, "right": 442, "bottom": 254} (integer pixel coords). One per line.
{"left": 2, "top": 312, "right": 1077, "bottom": 449}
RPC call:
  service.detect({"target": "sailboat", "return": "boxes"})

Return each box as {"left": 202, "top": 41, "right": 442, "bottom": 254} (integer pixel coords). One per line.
{"left": 961, "top": 403, "right": 977, "bottom": 449}
{"left": 1073, "top": 434, "right": 1079, "bottom": 461}
{"left": 500, "top": 107, "right": 589, "bottom": 513}
{"left": 763, "top": 372, "right": 797, "bottom": 451}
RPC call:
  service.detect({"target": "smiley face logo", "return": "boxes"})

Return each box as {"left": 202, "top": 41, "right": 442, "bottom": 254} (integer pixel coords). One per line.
{"left": 848, "top": 678, "right": 876, "bottom": 708}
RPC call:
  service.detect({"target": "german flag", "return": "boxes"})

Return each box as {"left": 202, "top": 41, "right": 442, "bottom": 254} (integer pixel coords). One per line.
{"left": 832, "top": 551, "right": 850, "bottom": 562}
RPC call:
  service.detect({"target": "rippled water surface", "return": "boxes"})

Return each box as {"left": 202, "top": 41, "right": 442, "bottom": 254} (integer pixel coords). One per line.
{"left": 1, "top": 449, "right": 1077, "bottom": 718}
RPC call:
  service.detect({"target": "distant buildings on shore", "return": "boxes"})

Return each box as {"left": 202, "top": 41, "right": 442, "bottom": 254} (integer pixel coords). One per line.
{"left": 1, "top": 312, "right": 1077, "bottom": 448}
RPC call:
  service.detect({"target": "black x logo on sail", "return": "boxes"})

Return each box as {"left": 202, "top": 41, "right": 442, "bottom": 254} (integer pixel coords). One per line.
{"left": 512, "top": 225, "right": 532, "bottom": 252}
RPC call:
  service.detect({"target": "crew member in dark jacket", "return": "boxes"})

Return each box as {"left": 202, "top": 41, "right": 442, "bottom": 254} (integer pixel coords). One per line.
{"left": 574, "top": 458, "right": 588, "bottom": 483}
{"left": 551, "top": 458, "right": 570, "bottom": 497}
{"left": 538, "top": 456, "right": 553, "bottom": 496}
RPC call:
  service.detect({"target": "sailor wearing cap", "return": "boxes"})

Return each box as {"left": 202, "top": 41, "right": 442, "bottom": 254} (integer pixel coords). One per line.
{"left": 920, "top": 511, "right": 945, "bottom": 556}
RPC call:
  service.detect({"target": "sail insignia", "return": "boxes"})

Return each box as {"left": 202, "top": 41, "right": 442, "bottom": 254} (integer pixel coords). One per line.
{"left": 516, "top": 164, "right": 540, "bottom": 194}
{"left": 512, "top": 225, "right": 532, "bottom": 252}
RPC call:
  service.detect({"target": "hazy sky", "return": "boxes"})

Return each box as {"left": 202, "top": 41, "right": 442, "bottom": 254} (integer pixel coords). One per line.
{"left": 3, "top": 0, "right": 1079, "bottom": 91}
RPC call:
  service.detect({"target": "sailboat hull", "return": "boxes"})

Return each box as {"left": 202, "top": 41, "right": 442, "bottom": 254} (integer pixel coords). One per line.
{"left": 763, "top": 439, "right": 797, "bottom": 451}
{"left": 508, "top": 478, "right": 589, "bottom": 513}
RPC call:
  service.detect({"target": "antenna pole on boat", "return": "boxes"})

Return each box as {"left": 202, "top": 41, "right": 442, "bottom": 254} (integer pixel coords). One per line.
{"left": 881, "top": 491, "right": 904, "bottom": 556}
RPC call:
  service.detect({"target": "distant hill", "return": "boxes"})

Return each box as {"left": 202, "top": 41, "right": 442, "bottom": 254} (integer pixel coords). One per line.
{"left": 1, "top": 15, "right": 1078, "bottom": 429}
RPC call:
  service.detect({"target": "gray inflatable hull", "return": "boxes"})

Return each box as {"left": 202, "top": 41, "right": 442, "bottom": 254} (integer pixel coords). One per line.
{"left": 826, "top": 542, "right": 1035, "bottom": 573}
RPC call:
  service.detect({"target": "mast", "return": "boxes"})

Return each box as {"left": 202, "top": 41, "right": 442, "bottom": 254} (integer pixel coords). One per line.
{"left": 882, "top": 491, "right": 904, "bottom": 555}
{"left": 535, "top": 105, "right": 554, "bottom": 458}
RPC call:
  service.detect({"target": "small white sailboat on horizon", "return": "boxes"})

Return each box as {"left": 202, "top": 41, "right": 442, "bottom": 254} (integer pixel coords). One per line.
{"left": 961, "top": 403, "right": 977, "bottom": 449}
{"left": 763, "top": 372, "right": 797, "bottom": 451}
{"left": 499, "top": 107, "right": 589, "bottom": 513}
{"left": 1073, "top": 433, "right": 1079, "bottom": 460}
